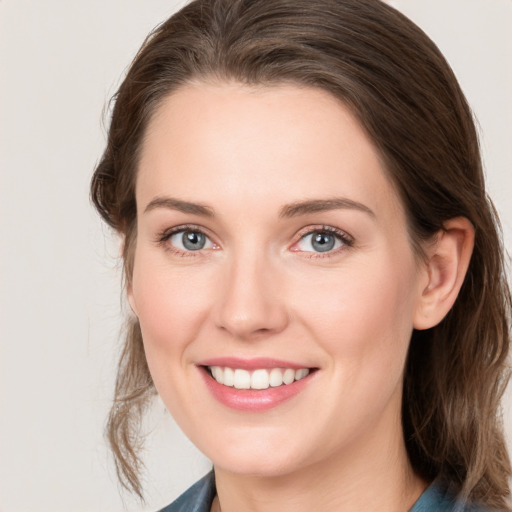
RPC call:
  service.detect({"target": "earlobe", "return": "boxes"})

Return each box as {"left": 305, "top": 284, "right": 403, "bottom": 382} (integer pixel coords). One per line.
{"left": 413, "top": 217, "right": 474, "bottom": 330}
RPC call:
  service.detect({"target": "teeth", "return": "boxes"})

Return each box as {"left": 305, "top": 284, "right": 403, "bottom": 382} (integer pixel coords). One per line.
{"left": 282, "top": 368, "right": 295, "bottom": 385}
{"left": 208, "top": 366, "right": 310, "bottom": 389}
{"left": 295, "top": 368, "right": 309, "bottom": 380}
{"left": 251, "top": 369, "right": 270, "bottom": 390}
{"left": 233, "top": 369, "right": 251, "bottom": 389}
{"left": 269, "top": 368, "right": 283, "bottom": 387}
{"left": 211, "top": 366, "right": 224, "bottom": 384}
{"left": 223, "top": 367, "right": 234, "bottom": 387}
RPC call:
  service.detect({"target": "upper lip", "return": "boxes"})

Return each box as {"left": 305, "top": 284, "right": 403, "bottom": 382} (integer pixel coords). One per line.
{"left": 197, "top": 357, "right": 313, "bottom": 370}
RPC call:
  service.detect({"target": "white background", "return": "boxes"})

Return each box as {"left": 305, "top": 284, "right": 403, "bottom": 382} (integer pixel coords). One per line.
{"left": 0, "top": 1, "right": 510, "bottom": 511}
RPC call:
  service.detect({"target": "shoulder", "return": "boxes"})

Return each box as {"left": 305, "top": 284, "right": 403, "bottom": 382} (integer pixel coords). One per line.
{"left": 159, "top": 472, "right": 216, "bottom": 512}
{"left": 410, "top": 481, "right": 499, "bottom": 512}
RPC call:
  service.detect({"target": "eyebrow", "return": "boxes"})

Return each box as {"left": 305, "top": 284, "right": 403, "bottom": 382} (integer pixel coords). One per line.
{"left": 143, "top": 196, "right": 375, "bottom": 219}
{"left": 144, "top": 197, "right": 214, "bottom": 217}
{"left": 279, "top": 198, "right": 375, "bottom": 218}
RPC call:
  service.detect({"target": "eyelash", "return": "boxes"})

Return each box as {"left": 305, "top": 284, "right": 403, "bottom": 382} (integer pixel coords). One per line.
{"left": 156, "top": 224, "right": 215, "bottom": 257}
{"left": 155, "top": 224, "right": 354, "bottom": 258}
{"left": 293, "top": 225, "right": 354, "bottom": 259}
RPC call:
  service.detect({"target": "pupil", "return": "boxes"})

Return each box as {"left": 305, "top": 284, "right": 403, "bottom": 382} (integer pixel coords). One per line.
{"left": 182, "top": 231, "right": 205, "bottom": 250}
{"left": 312, "top": 232, "right": 335, "bottom": 252}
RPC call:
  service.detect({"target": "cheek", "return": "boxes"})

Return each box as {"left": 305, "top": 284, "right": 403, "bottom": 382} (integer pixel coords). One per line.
{"left": 130, "top": 252, "right": 216, "bottom": 418}
{"left": 294, "top": 252, "right": 418, "bottom": 368}
{"left": 130, "top": 251, "right": 212, "bottom": 365}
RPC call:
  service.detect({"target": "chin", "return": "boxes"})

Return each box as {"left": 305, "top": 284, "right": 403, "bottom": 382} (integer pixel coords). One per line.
{"left": 212, "top": 456, "right": 301, "bottom": 478}
{"left": 202, "top": 437, "right": 313, "bottom": 478}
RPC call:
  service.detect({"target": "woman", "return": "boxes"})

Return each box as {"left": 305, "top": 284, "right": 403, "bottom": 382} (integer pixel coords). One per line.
{"left": 91, "top": 0, "right": 511, "bottom": 510}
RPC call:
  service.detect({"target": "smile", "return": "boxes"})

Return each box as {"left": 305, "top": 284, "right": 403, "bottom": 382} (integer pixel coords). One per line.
{"left": 208, "top": 366, "right": 310, "bottom": 390}
{"left": 199, "top": 358, "right": 316, "bottom": 411}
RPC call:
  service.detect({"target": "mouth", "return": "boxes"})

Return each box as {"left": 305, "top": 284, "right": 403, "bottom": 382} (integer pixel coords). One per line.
{"left": 197, "top": 357, "right": 317, "bottom": 411}
{"left": 206, "top": 366, "right": 311, "bottom": 390}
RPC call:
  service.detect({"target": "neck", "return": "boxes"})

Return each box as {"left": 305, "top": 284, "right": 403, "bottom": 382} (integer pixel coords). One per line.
{"left": 212, "top": 417, "right": 426, "bottom": 512}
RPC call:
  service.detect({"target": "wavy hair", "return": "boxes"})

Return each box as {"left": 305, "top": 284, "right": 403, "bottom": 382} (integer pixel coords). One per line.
{"left": 91, "top": 0, "right": 511, "bottom": 507}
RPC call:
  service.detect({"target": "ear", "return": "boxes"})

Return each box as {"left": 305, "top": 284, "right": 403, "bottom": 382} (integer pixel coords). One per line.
{"left": 126, "top": 281, "right": 139, "bottom": 317}
{"left": 121, "top": 233, "right": 139, "bottom": 317}
{"left": 413, "top": 217, "right": 475, "bottom": 330}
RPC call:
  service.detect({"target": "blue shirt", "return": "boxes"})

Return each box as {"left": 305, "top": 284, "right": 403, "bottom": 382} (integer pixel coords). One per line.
{"left": 159, "top": 471, "right": 489, "bottom": 512}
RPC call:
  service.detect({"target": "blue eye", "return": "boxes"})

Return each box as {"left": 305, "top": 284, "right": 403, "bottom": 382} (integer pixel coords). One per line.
{"left": 296, "top": 229, "right": 349, "bottom": 253}
{"left": 168, "top": 230, "right": 214, "bottom": 251}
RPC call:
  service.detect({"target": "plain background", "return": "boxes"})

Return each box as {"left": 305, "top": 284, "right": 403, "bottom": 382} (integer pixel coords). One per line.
{"left": 0, "top": 1, "right": 511, "bottom": 511}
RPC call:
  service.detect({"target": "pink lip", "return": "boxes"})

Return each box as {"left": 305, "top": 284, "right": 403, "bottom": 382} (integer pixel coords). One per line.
{"left": 198, "top": 357, "right": 308, "bottom": 370}
{"left": 197, "top": 361, "right": 316, "bottom": 412}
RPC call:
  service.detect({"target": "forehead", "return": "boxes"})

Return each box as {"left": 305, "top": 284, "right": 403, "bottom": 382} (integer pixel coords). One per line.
{"left": 137, "top": 82, "right": 402, "bottom": 221}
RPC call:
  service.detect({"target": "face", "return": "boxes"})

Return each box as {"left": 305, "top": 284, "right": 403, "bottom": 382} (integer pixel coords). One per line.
{"left": 129, "top": 83, "right": 428, "bottom": 478}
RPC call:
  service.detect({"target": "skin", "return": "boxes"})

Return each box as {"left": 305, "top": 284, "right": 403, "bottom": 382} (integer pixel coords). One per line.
{"left": 128, "top": 82, "right": 473, "bottom": 512}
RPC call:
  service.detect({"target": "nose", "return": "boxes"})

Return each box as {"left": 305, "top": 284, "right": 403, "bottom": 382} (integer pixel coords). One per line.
{"left": 213, "top": 252, "right": 289, "bottom": 340}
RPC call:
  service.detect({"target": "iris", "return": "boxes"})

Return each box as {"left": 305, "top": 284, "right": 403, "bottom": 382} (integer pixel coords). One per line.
{"left": 182, "top": 231, "right": 206, "bottom": 250}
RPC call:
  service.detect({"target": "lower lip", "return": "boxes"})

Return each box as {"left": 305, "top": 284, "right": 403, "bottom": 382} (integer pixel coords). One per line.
{"left": 200, "top": 368, "right": 314, "bottom": 412}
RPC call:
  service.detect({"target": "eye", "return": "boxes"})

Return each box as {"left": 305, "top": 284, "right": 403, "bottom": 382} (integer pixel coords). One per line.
{"left": 164, "top": 228, "right": 216, "bottom": 252}
{"left": 294, "top": 228, "right": 352, "bottom": 254}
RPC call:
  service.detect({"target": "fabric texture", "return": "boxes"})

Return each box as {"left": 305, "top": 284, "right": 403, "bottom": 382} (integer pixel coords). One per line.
{"left": 159, "top": 471, "right": 490, "bottom": 512}
{"left": 159, "top": 472, "right": 216, "bottom": 512}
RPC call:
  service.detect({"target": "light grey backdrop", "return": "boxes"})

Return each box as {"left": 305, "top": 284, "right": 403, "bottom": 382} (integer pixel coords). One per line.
{"left": 1, "top": 1, "right": 510, "bottom": 511}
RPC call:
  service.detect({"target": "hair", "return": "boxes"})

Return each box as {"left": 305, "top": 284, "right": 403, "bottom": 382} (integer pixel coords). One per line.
{"left": 91, "top": 0, "right": 511, "bottom": 507}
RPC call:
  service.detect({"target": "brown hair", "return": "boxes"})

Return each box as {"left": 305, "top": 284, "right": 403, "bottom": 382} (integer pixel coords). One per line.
{"left": 91, "top": 0, "right": 511, "bottom": 507}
